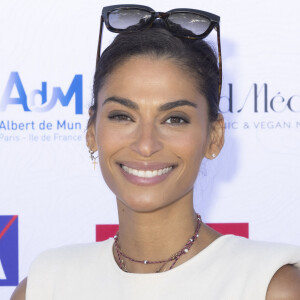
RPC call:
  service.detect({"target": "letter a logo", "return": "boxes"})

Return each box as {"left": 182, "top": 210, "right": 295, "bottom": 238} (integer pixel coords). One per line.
{"left": 0, "top": 258, "right": 7, "bottom": 280}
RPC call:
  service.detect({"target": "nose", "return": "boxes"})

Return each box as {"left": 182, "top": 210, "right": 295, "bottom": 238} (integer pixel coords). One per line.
{"left": 130, "top": 122, "right": 163, "bottom": 157}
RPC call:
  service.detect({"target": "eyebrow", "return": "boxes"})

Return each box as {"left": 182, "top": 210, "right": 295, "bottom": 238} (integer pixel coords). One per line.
{"left": 158, "top": 100, "right": 198, "bottom": 111}
{"left": 102, "top": 97, "right": 138, "bottom": 110}
{"left": 102, "top": 96, "right": 198, "bottom": 111}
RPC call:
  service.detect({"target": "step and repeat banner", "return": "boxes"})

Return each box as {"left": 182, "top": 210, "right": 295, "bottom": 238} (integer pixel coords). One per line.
{"left": 1, "top": 0, "right": 300, "bottom": 298}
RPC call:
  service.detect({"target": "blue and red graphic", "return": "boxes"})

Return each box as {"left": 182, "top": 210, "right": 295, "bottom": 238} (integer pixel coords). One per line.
{"left": 0, "top": 215, "right": 18, "bottom": 286}
{"left": 96, "top": 223, "right": 249, "bottom": 242}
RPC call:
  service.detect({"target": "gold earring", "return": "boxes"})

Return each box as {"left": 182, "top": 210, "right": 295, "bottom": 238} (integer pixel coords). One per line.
{"left": 89, "top": 149, "right": 99, "bottom": 170}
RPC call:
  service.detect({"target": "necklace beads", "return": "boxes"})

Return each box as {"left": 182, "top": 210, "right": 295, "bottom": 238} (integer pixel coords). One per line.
{"left": 113, "top": 213, "right": 202, "bottom": 273}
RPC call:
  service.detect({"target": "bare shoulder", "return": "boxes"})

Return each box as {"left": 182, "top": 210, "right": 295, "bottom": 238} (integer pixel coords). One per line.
{"left": 10, "top": 278, "right": 27, "bottom": 300}
{"left": 266, "top": 264, "right": 300, "bottom": 300}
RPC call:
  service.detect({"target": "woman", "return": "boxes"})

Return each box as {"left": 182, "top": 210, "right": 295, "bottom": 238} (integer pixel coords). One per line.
{"left": 12, "top": 5, "right": 300, "bottom": 300}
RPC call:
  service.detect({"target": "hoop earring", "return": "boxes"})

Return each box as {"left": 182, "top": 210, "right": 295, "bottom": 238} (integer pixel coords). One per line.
{"left": 212, "top": 153, "right": 216, "bottom": 158}
{"left": 89, "top": 149, "right": 99, "bottom": 170}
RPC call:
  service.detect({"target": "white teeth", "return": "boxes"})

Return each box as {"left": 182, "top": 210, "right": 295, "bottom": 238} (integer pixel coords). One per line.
{"left": 138, "top": 170, "right": 145, "bottom": 177}
{"left": 121, "top": 165, "right": 173, "bottom": 178}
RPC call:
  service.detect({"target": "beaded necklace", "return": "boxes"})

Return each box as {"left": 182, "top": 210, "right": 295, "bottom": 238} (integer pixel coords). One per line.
{"left": 113, "top": 213, "right": 202, "bottom": 273}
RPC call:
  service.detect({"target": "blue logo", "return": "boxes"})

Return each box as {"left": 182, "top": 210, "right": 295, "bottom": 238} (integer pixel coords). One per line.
{"left": 0, "top": 72, "right": 83, "bottom": 114}
{"left": 0, "top": 215, "right": 18, "bottom": 286}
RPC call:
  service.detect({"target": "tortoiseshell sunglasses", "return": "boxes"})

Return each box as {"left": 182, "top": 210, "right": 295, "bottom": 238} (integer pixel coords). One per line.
{"left": 96, "top": 4, "right": 222, "bottom": 101}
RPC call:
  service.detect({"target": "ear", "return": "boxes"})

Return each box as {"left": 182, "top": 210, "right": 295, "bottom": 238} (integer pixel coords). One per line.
{"left": 86, "top": 108, "right": 98, "bottom": 152}
{"left": 205, "top": 113, "right": 225, "bottom": 159}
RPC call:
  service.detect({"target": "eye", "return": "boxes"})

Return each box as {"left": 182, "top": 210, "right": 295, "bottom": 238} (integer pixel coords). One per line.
{"left": 164, "top": 116, "right": 189, "bottom": 125}
{"left": 108, "top": 113, "right": 134, "bottom": 122}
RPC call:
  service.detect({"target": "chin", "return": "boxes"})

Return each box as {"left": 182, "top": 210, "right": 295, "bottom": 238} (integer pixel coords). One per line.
{"left": 117, "top": 192, "right": 174, "bottom": 213}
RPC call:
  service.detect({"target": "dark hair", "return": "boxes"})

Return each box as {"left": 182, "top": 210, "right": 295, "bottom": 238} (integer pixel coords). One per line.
{"left": 88, "top": 24, "right": 220, "bottom": 128}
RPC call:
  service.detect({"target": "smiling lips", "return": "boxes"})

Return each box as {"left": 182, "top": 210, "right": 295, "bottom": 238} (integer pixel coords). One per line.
{"left": 122, "top": 165, "right": 172, "bottom": 178}
{"left": 119, "top": 163, "right": 175, "bottom": 185}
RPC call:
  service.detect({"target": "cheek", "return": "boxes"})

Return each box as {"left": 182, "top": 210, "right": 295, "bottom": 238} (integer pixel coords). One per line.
{"left": 98, "top": 125, "right": 120, "bottom": 150}
{"left": 166, "top": 127, "right": 208, "bottom": 161}
{"left": 95, "top": 119, "right": 118, "bottom": 176}
{"left": 162, "top": 127, "right": 209, "bottom": 189}
{"left": 96, "top": 116, "right": 125, "bottom": 152}
{"left": 95, "top": 117, "right": 134, "bottom": 187}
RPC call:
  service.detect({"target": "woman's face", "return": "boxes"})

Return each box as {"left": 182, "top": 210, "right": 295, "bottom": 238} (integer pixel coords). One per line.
{"left": 90, "top": 55, "right": 220, "bottom": 212}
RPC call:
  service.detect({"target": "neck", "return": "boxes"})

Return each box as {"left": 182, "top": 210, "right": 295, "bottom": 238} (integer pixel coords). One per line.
{"left": 115, "top": 190, "right": 198, "bottom": 273}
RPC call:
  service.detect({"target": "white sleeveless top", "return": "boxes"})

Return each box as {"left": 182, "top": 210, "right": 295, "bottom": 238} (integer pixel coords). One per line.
{"left": 26, "top": 235, "right": 300, "bottom": 300}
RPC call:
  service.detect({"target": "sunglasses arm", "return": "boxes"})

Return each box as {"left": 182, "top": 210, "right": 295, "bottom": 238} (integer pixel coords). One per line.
{"left": 216, "top": 24, "right": 222, "bottom": 103}
{"left": 96, "top": 16, "right": 104, "bottom": 67}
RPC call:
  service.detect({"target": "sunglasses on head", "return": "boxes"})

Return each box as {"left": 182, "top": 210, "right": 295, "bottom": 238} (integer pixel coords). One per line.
{"left": 96, "top": 4, "right": 222, "bottom": 101}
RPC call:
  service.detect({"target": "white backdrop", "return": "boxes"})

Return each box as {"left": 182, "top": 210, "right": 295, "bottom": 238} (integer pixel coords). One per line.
{"left": 1, "top": 0, "right": 300, "bottom": 298}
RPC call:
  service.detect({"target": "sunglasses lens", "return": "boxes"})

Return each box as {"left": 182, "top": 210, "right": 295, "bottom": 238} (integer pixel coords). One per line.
{"left": 168, "top": 13, "right": 211, "bottom": 36}
{"left": 108, "top": 9, "right": 152, "bottom": 30}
